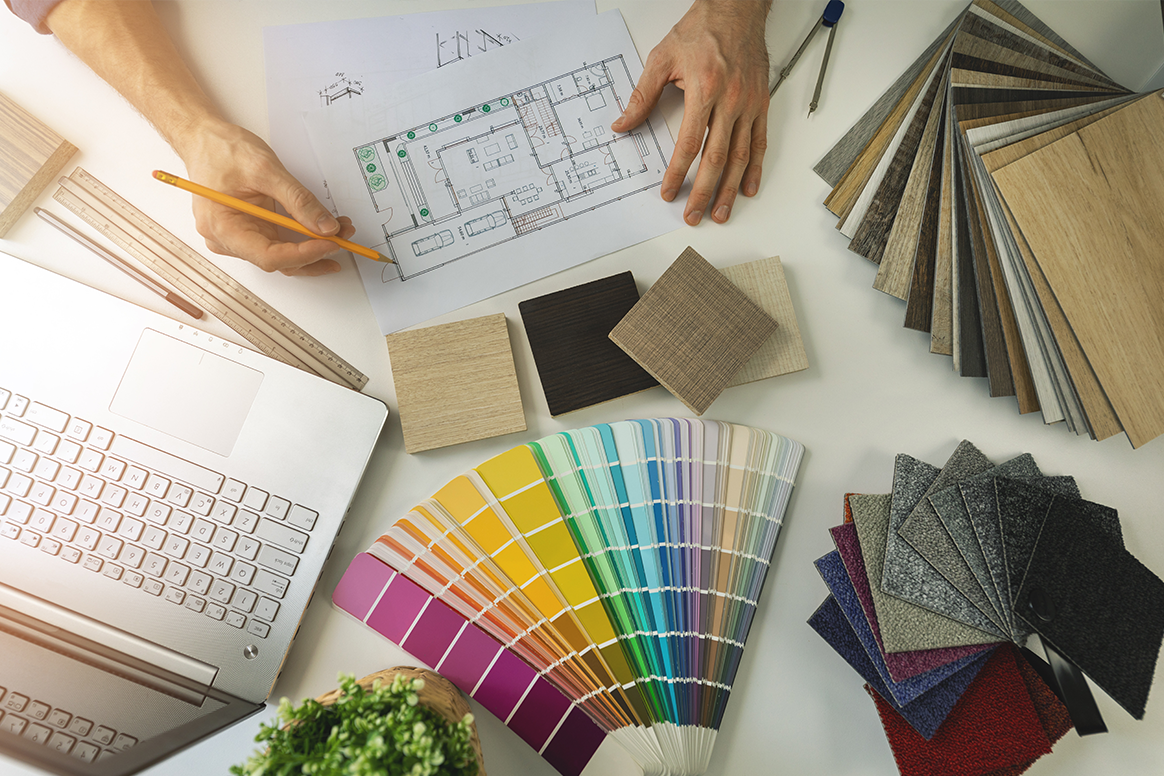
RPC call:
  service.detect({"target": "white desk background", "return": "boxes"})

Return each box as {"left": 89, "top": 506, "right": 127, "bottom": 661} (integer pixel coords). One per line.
{"left": 3, "top": 2, "right": 1164, "bottom": 774}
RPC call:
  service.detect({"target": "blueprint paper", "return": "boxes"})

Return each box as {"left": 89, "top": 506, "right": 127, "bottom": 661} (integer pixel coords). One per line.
{"left": 263, "top": 1, "right": 597, "bottom": 211}
{"left": 303, "top": 10, "right": 683, "bottom": 333}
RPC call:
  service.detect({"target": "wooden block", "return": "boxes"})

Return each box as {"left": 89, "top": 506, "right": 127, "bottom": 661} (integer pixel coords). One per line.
{"left": 719, "top": 256, "right": 808, "bottom": 388}
{"left": 991, "top": 92, "right": 1164, "bottom": 447}
{"left": 0, "top": 91, "right": 77, "bottom": 238}
{"left": 387, "top": 313, "right": 526, "bottom": 453}
{"left": 518, "top": 272, "right": 658, "bottom": 416}
{"left": 609, "top": 247, "right": 777, "bottom": 416}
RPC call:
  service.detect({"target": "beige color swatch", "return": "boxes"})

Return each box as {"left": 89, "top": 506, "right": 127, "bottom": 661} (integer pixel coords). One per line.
{"left": 387, "top": 313, "right": 526, "bottom": 453}
{"left": 609, "top": 247, "right": 777, "bottom": 415}
{"left": 0, "top": 91, "right": 76, "bottom": 237}
{"left": 720, "top": 256, "right": 808, "bottom": 388}
{"left": 992, "top": 92, "right": 1164, "bottom": 447}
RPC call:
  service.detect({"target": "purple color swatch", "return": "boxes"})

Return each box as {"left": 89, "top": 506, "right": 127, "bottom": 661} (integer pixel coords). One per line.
{"left": 333, "top": 553, "right": 606, "bottom": 776}
{"left": 831, "top": 522, "right": 993, "bottom": 681}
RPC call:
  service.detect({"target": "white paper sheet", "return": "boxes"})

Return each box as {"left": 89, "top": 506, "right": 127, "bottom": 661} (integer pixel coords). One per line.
{"left": 302, "top": 10, "right": 682, "bottom": 333}
{"left": 263, "top": 1, "right": 597, "bottom": 223}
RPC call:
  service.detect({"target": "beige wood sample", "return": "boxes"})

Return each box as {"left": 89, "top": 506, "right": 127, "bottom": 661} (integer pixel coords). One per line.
{"left": 0, "top": 91, "right": 77, "bottom": 237}
{"left": 386, "top": 313, "right": 526, "bottom": 454}
{"left": 992, "top": 92, "right": 1164, "bottom": 447}
{"left": 720, "top": 256, "right": 809, "bottom": 388}
{"left": 931, "top": 119, "right": 955, "bottom": 356}
{"left": 609, "top": 247, "right": 777, "bottom": 416}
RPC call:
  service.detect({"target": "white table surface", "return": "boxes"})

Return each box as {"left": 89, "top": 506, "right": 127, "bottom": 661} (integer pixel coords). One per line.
{"left": 3, "top": 2, "right": 1164, "bottom": 774}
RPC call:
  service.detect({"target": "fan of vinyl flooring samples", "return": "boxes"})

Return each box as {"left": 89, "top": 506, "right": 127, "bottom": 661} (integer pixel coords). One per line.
{"left": 334, "top": 419, "right": 804, "bottom": 776}
{"left": 808, "top": 440, "right": 1164, "bottom": 776}
{"left": 816, "top": 0, "right": 1164, "bottom": 448}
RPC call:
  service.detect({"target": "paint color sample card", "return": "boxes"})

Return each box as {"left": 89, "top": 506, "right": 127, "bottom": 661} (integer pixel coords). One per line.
{"left": 609, "top": 247, "right": 778, "bottom": 415}
{"left": 519, "top": 271, "right": 658, "bottom": 415}
{"left": 0, "top": 90, "right": 76, "bottom": 237}
{"left": 808, "top": 440, "right": 1164, "bottom": 770}
{"left": 720, "top": 256, "right": 809, "bottom": 388}
{"left": 335, "top": 418, "right": 804, "bottom": 776}
{"left": 812, "top": 0, "right": 1164, "bottom": 447}
{"left": 386, "top": 312, "right": 525, "bottom": 453}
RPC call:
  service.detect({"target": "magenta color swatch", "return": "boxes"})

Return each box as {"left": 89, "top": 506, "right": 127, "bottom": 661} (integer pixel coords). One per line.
{"left": 438, "top": 623, "right": 503, "bottom": 692}
{"left": 403, "top": 596, "right": 468, "bottom": 667}
{"left": 366, "top": 572, "right": 430, "bottom": 644}
{"left": 332, "top": 552, "right": 394, "bottom": 619}
{"left": 473, "top": 647, "right": 538, "bottom": 720}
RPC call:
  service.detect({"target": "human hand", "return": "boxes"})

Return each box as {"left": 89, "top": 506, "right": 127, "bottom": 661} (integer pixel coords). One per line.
{"left": 611, "top": 0, "right": 772, "bottom": 225}
{"left": 173, "top": 118, "right": 355, "bottom": 276}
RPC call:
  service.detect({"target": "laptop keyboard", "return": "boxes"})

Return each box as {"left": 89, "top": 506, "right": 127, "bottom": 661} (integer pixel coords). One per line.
{"left": 0, "top": 387, "right": 318, "bottom": 642}
{"left": 1, "top": 685, "right": 136, "bottom": 763}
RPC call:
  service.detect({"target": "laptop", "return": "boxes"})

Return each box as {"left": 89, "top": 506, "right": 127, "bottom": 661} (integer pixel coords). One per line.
{"left": 0, "top": 248, "right": 388, "bottom": 775}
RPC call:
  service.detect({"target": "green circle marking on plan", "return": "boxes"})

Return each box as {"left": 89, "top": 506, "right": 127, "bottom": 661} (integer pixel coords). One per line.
{"left": 482, "top": 104, "right": 491, "bottom": 113}
{"left": 406, "top": 131, "right": 416, "bottom": 139}
{"left": 419, "top": 208, "right": 429, "bottom": 217}
{"left": 454, "top": 114, "right": 462, "bottom": 122}
{"left": 397, "top": 150, "right": 406, "bottom": 158}
{"left": 369, "top": 174, "right": 387, "bottom": 191}
{"left": 357, "top": 147, "right": 374, "bottom": 161}
{"left": 501, "top": 98, "right": 510, "bottom": 106}
{"left": 365, "top": 163, "right": 377, "bottom": 173}
{"left": 429, "top": 123, "right": 438, "bottom": 131}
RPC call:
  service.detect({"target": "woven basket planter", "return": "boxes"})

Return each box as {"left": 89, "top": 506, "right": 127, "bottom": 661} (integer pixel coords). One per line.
{"left": 315, "top": 666, "right": 486, "bottom": 776}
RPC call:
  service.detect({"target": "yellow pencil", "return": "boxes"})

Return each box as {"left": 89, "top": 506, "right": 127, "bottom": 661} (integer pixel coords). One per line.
{"left": 152, "top": 169, "right": 393, "bottom": 264}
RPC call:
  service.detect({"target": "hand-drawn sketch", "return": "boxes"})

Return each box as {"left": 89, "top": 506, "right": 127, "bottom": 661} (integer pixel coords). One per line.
{"left": 436, "top": 28, "right": 517, "bottom": 68}
{"left": 319, "top": 74, "right": 363, "bottom": 107}
{"left": 352, "top": 56, "right": 667, "bottom": 282}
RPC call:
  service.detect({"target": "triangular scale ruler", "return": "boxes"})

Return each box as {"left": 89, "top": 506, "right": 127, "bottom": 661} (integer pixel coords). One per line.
{"left": 52, "top": 168, "right": 368, "bottom": 391}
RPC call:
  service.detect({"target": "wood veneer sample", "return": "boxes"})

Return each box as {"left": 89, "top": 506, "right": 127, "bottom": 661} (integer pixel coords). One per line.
{"left": 519, "top": 272, "right": 658, "bottom": 416}
{"left": 720, "top": 256, "right": 808, "bottom": 387}
{"left": 609, "top": 247, "right": 777, "bottom": 416}
{"left": 903, "top": 115, "right": 946, "bottom": 333}
{"left": 991, "top": 93, "right": 1164, "bottom": 447}
{"left": 387, "top": 313, "right": 526, "bottom": 453}
{"left": 930, "top": 120, "right": 955, "bottom": 355}
{"left": 0, "top": 91, "right": 77, "bottom": 237}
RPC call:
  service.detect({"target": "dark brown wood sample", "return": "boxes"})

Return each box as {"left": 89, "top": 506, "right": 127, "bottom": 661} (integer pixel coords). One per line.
{"left": 519, "top": 272, "right": 658, "bottom": 416}
{"left": 904, "top": 115, "right": 947, "bottom": 332}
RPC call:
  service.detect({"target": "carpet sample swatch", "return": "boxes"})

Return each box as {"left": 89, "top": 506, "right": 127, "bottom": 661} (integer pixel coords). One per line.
{"left": 1015, "top": 498, "right": 1164, "bottom": 719}
{"left": 519, "top": 271, "right": 658, "bottom": 416}
{"left": 609, "top": 246, "right": 777, "bottom": 415}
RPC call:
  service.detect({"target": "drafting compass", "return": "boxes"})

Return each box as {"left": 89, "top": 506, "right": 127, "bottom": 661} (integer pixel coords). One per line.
{"left": 769, "top": 0, "right": 845, "bottom": 115}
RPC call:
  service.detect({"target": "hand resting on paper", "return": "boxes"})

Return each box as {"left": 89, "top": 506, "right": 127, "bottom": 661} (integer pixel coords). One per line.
{"left": 611, "top": 0, "right": 773, "bottom": 226}
{"left": 35, "top": 0, "right": 351, "bottom": 276}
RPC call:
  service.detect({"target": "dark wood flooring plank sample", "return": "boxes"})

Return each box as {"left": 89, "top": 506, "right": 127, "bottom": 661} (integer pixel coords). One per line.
{"left": 519, "top": 272, "right": 658, "bottom": 416}
{"left": 904, "top": 114, "right": 947, "bottom": 332}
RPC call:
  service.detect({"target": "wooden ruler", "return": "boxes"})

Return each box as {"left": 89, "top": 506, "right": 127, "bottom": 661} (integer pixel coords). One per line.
{"left": 53, "top": 168, "right": 368, "bottom": 391}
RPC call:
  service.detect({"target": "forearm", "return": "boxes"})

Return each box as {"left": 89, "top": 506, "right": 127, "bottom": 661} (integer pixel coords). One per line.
{"left": 44, "top": 0, "right": 224, "bottom": 157}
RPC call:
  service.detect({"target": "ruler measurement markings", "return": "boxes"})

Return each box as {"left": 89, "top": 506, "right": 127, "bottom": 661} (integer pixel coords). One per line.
{"left": 58, "top": 171, "right": 357, "bottom": 386}
{"left": 53, "top": 170, "right": 367, "bottom": 390}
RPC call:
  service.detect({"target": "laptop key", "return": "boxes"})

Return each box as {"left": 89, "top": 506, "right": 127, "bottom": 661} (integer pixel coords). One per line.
{"left": 210, "top": 579, "right": 235, "bottom": 604}
{"left": 102, "top": 564, "right": 123, "bottom": 581}
{"left": 164, "top": 587, "right": 185, "bottom": 606}
{"left": 256, "top": 544, "right": 299, "bottom": 576}
{"left": 246, "top": 619, "right": 270, "bottom": 639}
{"left": 232, "top": 588, "right": 257, "bottom": 613}
{"left": 241, "top": 487, "right": 267, "bottom": 512}
{"left": 68, "top": 718, "right": 92, "bottom": 737}
{"left": 48, "top": 731, "right": 76, "bottom": 755}
{"left": 188, "top": 570, "right": 212, "bottom": 596}
{"left": 222, "top": 479, "right": 245, "bottom": 502}
{"left": 142, "top": 579, "right": 163, "bottom": 596}
{"left": 142, "top": 552, "right": 167, "bottom": 577}
{"left": 47, "top": 709, "right": 71, "bottom": 728}
{"left": 255, "top": 518, "right": 307, "bottom": 554}
{"left": 287, "top": 505, "right": 317, "bottom": 532}
{"left": 27, "top": 700, "right": 50, "bottom": 720}
{"left": 122, "top": 571, "right": 143, "bottom": 588}
{"left": 205, "top": 603, "right": 226, "bottom": 621}
{"left": 50, "top": 517, "right": 78, "bottom": 544}
{"left": 253, "top": 569, "right": 289, "bottom": 599}
{"left": 5, "top": 693, "right": 28, "bottom": 712}
{"left": 92, "top": 726, "right": 116, "bottom": 746}
{"left": 74, "top": 741, "right": 99, "bottom": 763}
{"left": 184, "top": 595, "right": 206, "bottom": 613}
{"left": 225, "top": 611, "right": 246, "bottom": 629}
{"left": 255, "top": 594, "right": 281, "bottom": 621}
{"left": 24, "top": 722, "right": 53, "bottom": 744}
{"left": 82, "top": 555, "right": 102, "bottom": 572}
{"left": 1, "top": 716, "right": 27, "bottom": 735}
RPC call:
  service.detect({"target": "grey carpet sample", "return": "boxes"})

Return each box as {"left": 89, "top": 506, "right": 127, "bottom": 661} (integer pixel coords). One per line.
{"left": 1015, "top": 498, "right": 1163, "bottom": 720}
{"left": 885, "top": 442, "right": 1006, "bottom": 638}
{"left": 853, "top": 490, "right": 1001, "bottom": 653}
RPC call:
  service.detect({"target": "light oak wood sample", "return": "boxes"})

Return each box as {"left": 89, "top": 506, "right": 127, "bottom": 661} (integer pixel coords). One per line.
{"left": 0, "top": 91, "right": 77, "bottom": 238}
{"left": 386, "top": 312, "right": 526, "bottom": 454}
{"left": 720, "top": 256, "right": 809, "bottom": 388}
{"left": 992, "top": 92, "right": 1164, "bottom": 447}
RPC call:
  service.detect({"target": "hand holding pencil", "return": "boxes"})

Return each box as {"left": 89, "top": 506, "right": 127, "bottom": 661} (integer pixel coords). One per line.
{"left": 154, "top": 168, "right": 393, "bottom": 270}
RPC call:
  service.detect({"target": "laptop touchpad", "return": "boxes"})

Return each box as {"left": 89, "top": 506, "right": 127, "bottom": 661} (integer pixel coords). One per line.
{"left": 111, "top": 329, "right": 264, "bottom": 457}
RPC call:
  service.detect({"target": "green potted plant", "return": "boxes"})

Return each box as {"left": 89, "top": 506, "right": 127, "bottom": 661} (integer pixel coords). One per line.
{"left": 231, "top": 667, "right": 485, "bottom": 776}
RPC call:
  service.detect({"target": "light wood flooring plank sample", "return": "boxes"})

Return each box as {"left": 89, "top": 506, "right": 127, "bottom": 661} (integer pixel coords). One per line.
{"left": 720, "top": 256, "right": 808, "bottom": 387}
{"left": 0, "top": 90, "right": 77, "bottom": 237}
{"left": 930, "top": 118, "right": 955, "bottom": 355}
{"left": 609, "top": 247, "right": 777, "bottom": 415}
{"left": 387, "top": 313, "right": 526, "bottom": 453}
{"left": 519, "top": 271, "right": 657, "bottom": 416}
{"left": 992, "top": 92, "right": 1164, "bottom": 447}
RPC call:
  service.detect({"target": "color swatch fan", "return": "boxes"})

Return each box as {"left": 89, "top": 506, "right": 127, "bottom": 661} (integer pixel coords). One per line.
{"left": 334, "top": 419, "right": 804, "bottom": 776}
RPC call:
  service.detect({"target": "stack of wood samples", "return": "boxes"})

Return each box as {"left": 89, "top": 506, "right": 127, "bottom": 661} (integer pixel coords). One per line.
{"left": 814, "top": 0, "right": 1164, "bottom": 447}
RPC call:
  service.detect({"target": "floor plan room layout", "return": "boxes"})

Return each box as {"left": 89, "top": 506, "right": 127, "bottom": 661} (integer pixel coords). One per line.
{"left": 353, "top": 55, "right": 669, "bottom": 280}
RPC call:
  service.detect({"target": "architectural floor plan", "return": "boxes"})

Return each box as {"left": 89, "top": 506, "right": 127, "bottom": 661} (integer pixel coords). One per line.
{"left": 353, "top": 55, "right": 668, "bottom": 280}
